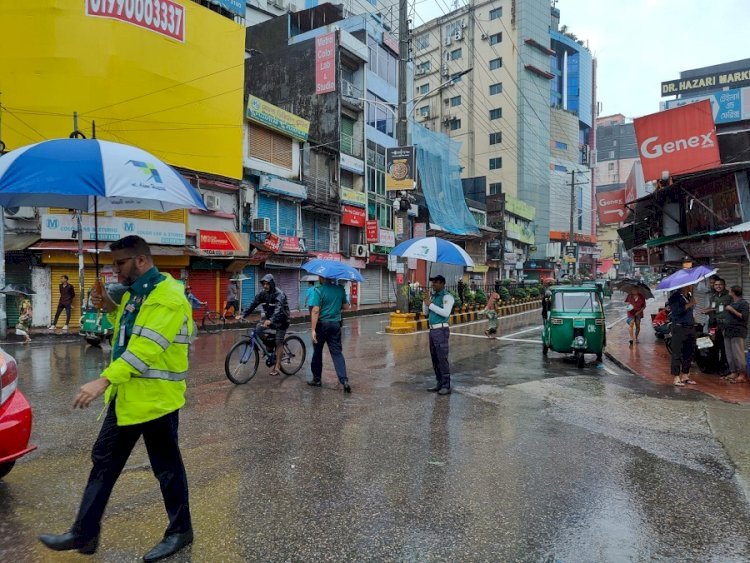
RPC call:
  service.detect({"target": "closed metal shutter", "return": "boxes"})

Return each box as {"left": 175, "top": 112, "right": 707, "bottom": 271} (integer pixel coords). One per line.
{"left": 240, "top": 266, "right": 257, "bottom": 309}
{"left": 262, "top": 269, "right": 299, "bottom": 311}
{"left": 714, "top": 261, "right": 741, "bottom": 290}
{"left": 360, "top": 267, "right": 381, "bottom": 305}
{"left": 302, "top": 211, "right": 330, "bottom": 252}
{"left": 6, "top": 266, "right": 33, "bottom": 327}
{"left": 278, "top": 200, "right": 298, "bottom": 237}
{"left": 381, "top": 269, "right": 394, "bottom": 304}
{"left": 258, "top": 195, "right": 278, "bottom": 233}
{"left": 188, "top": 270, "right": 217, "bottom": 322}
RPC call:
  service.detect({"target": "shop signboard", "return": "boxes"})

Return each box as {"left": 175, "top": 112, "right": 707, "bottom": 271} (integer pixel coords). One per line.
{"left": 86, "top": 0, "right": 186, "bottom": 42}
{"left": 197, "top": 230, "right": 250, "bottom": 257}
{"left": 385, "top": 146, "right": 416, "bottom": 191}
{"left": 368, "top": 253, "right": 388, "bottom": 266}
{"left": 263, "top": 233, "right": 281, "bottom": 253}
{"left": 341, "top": 205, "right": 366, "bottom": 227}
{"left": 661, "top": 66, "right": 750, "bottom": 97}
{"left": 42, "top": 214, "right": 185, "bottom": 245}
{"left": 315, "top": 32, "right": 336, "bottom": 95}
{"left": 634, "top": 100, "right": 721, "bottom": 182}
{"left": 280, "top": 235, "right": 305, "bottom": 253}
{"left": 341, "top": 187, "right": 367, "bottom": 206}
{"left": 632, "top": 248, "right": 648, "bottom": 265}
{"left": 340, "top": 155, "right": 365, "bottom": 176}
{"left": 310, "top": 251, "right": 342, "bottom": 261}
{"left": 366, "top": 220, "right": 380, "bottom": 243}
{"left": 665, "top": 87, "right": 750, "bottom": 125}
{"left": 247, "top": 96, "right": 310, "bottom": 142}
{"left": 413, "top": 222, "right": 427, "bottom": 238}
{"left": 597, "top": 187, "right": 627, "bottom": 225}
{"left": 378, "top": 228, "right": 395, "bottom": 247}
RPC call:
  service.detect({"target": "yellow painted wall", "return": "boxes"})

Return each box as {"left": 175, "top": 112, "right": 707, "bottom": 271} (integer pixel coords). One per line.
{"left": 0, "top": 0, "right": 243, "bottom": 179}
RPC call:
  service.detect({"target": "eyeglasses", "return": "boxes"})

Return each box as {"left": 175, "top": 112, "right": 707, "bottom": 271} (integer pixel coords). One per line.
{"left": 113, "top": 256, "right": 138, "bottom": 268}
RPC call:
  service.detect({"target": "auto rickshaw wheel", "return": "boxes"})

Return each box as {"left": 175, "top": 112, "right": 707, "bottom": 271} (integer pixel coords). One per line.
{"left": 0, "top": 461, "right": 15, "bottom": 479}
{"left": 542, "top": 342, "right": 548, "bottom": 356}
{"left": 576, "top": 351, "right": 585, "bottom": 369}
{"left": 596, "top": 353, "right": 603, "bottom": 362}
{"left": 85, "top": 337, "right": 102, "bottom": 347}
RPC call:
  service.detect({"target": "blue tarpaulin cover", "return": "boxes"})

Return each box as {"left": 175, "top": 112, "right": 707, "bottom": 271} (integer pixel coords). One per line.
{"left": 413, "top": 122, "right": 479, "bottom": 236}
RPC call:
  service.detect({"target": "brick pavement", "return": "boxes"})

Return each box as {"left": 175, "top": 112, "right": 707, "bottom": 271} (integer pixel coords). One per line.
{"left": 605, "top": 294, "right": 750, "bottom": 405}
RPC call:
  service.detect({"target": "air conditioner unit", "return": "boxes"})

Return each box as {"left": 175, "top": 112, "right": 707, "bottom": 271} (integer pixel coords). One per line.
{"left": 343, "top": 82, "right": 354, "bottom": 97}
{"left": 287, "top": 2, "right": 297, "bottom": 11}
{"left": 252, "top": 217, "right": 271, "bottom": 233}
{"left": 442, "top": 64, "right": 449, "bottom": 76}
{"left": 454, "top": 30, "right": 462, "bottom": 41}
{"left": 481, "top": 33, "right": 488, "bottom": 40}
{"left": 416, "top": 68, "right": 426, "bottom": 75}
{"left": 445, "top": 52, "right": 451, "bottom": 62}
{"left": 444, "top": 35, "right": 452, "bottom": 46}
{"left": 204, "top": 193, "right": 220, "bottom": 211}
{"left": 4, "top": 206, "right": 36, "bottom": 219}
{"left": 444, "top": 98, "right": 450, "bottom": 105}
{"left": 461, "top": 20, "right": 467, "bottom": 29}
{"left": 270, "top": 0, "right": 284, "bottom": 9}
{"left": 350, "top": 244, "right": 368, "bottom": 258}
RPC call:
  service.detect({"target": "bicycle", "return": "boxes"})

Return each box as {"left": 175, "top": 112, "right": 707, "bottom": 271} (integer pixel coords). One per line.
{"left": 199, "top": 303, "right": 226, "bottom": 333}
{"left": 225, "top": 324, "right": 307, "bottom": 384}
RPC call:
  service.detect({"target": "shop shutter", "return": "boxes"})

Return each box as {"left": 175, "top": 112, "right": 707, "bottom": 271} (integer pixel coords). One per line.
{"left": 150, "top": 209, "right": 187, "bottom": 223}
{"left": 249, "top": 124, "right": 292, "bottom": 168}
{"left": 360, "top": 267, "right": 381, "bottom": 305}
{"left": 302, "top": 212, "right": 330, "bottom": 252}
{"left": 240, "top": 266, "right": 257, "bottom": 309}
{"left": 188, "top": 270, "right": 218, "bottom": 321}
{"left": 5, "top": 266, "right": 32, "bottom": 327}
{"left": 263, "top": 269, "right": 299, "bottom": 311}
{"left": 258, "top": 195, "right": 278, "bottom": 233}
{"left": 49, "top": 265, "right": 100, "bottom": 329}
{"left": 714, "top": 262, "right": 741, "bottom": 291}
{"left": 381, "top": 269, "right": 395, "bottom": 304}
{"left": 278, "top": 200, "right": 298, "bottom": 237}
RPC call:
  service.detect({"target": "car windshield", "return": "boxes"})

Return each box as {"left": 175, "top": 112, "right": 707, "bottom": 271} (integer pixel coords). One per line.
{"left": 552, "top": 291, "right": 601, "bottom": 313}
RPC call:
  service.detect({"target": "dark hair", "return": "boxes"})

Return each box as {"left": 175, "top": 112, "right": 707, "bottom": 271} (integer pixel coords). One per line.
{"left": 110, "top": 235, "right": 151, "bottom": 257}
{"left": 61, "top": 275, "right": 69, "bottom": 281}
{"left": 731, "top": 285, "right": 742, "bottom": 297}
{"left": 714, "top": 277, "right": 725, "bottom": 284}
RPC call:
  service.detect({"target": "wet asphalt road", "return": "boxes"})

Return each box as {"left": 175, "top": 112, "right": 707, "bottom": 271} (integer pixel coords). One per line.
{"left": 3, "top": 308, "right": 750, "bottom": 562}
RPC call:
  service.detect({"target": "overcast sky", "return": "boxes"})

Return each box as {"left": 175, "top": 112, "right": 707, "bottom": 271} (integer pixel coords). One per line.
{"left": 414, "top": 0, "right": 750, "bottom": 120}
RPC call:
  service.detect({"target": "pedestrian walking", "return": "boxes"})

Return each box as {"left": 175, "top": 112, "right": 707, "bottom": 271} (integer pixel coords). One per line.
{"left": 625, "top": 287, "right": 646, "bottom": 345}
{"left": 424, "top": 275, "right": 454, "bottom": 395}
{"left": 303, "top": 279, "right": 317, "bottom": 315}
{"left": 241, "top": 274, "right": 291, "bottom": 376}
{"left": 224, "top": 279, "right": 240, "bottom": 319}
{"left": 701, "top": 277, "right": 731, "bottom": 375}
{"left": 721, "top": 285, "right": 749, "bottom": 384}
{"left": 668, "top": 285, "right": 698, "bottom": 387}
{"left": 16, "top": 295, "right": 33, "bottom": 343}
{"left": 48, "top": 274, "right": 75, "bottom": 331}
{"left": 456, "top": 278, "right": 466, "bottom": 305}
{"left": 308, "top": 276, "right": 351, "bottom": 392}
{"left": 482, "top": 288, "right": 501, "bottom": 337}
{"left": 38, "top": 235, "right": 195, "bottom": 561}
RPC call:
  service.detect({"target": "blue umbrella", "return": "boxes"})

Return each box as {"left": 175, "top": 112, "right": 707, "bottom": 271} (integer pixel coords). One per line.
{"left": 0, "top": 138, "right": 206, "bottom": 212}
{"left": 656, "top": 265, "right": 717, "bottom": 291}
{"left": 390, "top": 236, "right": 474, "bottom": 266}
{"left": 302, "top": 259, "right": 364, "bottom": 282}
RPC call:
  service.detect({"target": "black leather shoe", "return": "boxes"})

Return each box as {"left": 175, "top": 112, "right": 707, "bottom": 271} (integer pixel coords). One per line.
{"left": 437, "top": 387, "right": 452, "bottom": 395}
{"left": 427, "top": 385, "right": 441, "bottom": 392}
{"left": 38, "top": 532, "right": 99, "bottom": 554}
{"left": 307, "top": 380, "right": 322, "bottom": 386}
{"left": 342, "top": 381, "right": 351, "bottom": 393}
{"left": 143, "top": 530, "right": 194, "bottom": 562}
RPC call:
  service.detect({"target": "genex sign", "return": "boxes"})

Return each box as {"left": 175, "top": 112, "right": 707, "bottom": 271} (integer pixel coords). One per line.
{"left": 597, "top": 187, "right": 627, "bottom": 225}
{"left": 634, "top": 100, "right": 721, "bottom": 182}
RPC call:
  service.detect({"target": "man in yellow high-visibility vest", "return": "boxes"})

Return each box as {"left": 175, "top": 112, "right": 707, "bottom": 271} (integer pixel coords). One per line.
{"left": 39, "top": 235, "right": 194, "bottom": 562}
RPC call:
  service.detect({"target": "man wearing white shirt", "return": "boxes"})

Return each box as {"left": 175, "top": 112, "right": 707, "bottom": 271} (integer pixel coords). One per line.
{"left": 423, "top": 275, "right": 455, "bottom": 395}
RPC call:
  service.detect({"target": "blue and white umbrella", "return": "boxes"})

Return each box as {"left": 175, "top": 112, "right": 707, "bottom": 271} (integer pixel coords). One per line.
{"left": 0, "top": 138, "right": 206, "bottom": 212}
{"left": 390, "top": 236, "right": 474, "bottom": 267}
{"left": 302, "top": 259, "right": 364, "bottom": 282}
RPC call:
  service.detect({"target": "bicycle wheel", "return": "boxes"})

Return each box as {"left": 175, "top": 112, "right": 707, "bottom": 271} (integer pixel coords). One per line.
{"left": 203, "top": 311, "right": 221, "bottom": 333}
{"left": 225, "top": 339, "right": 260, "bottom": 384}
{"left": 279, "top": 335, "right": 306, "bottom": 376}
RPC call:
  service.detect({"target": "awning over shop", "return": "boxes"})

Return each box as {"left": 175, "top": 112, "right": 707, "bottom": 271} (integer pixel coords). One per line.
{"left": 646, "top": 231, "right": 715, "bottom": 248}
{"left": 5, "top": 233, "right": 40, "bottom": 251}
{"left": 30, "top": 241, "right": 185, "bottom": 256}
{"left": 716, "top": 221, "right": 750, "bottom": 234}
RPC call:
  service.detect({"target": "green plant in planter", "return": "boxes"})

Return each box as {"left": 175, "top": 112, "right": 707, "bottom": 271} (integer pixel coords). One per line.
{"left": 474, "top": 288, "right": 488, "bottom": 306}
{"left": 528, "top": 287, "right": 540, "bottom": 298}
{"left": 409, "top": 290, "right": 424, "bottom": 313}
{"left": 464, "top": 291, "right": 476, "bottom": 305}
{"left": 447, "top": 288, "right": 461, "bottom": 311}
{"left": 498, "top": 286, "right": 511, "bottom": 302}
{"left": 514, "top": 287, "right": 529, "bottom": 300}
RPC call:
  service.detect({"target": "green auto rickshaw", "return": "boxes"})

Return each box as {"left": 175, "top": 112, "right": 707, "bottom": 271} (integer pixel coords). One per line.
{"left": 79, "top": 283, "right": 127, "bottom": 347}
{"left": 542, "top": 285, "right": 606, "bottom": 368}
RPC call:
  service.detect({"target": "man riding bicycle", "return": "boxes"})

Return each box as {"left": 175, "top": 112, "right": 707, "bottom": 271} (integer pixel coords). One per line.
{"left": 242, "top": 274, "right": 291, "bottom": 376}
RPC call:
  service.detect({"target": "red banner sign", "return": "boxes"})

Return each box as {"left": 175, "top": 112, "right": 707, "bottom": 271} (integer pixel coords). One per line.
{"left": 634, "top": 100, "right": 721, "bottom": 182}
{"left": 198, "top": 230, "right": 249, "bottom": 256}
{"left": 315, "top": 33, "right": 336, "bottom": 95}
{"left": 597, "top": 187, "right": 627, "bottom": 225}
{"left": 341, "top": 205, "right": 366, "bottom": 227}
{"left": 365, "top": 220, "right": 379, "bottom": 243}
{"left": 280, "top": 235, "right": 305, "bottom": 253}
{"left": 631, "top": 249, "right": 648, "bottom": 265}
{"left": 86, "top": 0, "right": 186, "bottom": 42}
{"left": 263, "top": 233, "right": 281, "bottom": 253}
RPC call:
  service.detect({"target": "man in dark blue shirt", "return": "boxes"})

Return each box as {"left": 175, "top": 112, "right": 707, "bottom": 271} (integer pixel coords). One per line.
{"left": 668, "top": 285, "right": 698, "bottom": 386}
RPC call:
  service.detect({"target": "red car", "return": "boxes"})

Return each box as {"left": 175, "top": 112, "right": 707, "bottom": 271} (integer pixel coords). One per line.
{"left": 0, "top": 348, "right": 35, "bottom": 478}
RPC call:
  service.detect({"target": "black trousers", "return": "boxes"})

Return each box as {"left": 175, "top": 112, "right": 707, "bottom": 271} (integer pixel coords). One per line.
{"left": 429, "top": 327, "right": 451, "bottom": 389}
{"left": 311, "top": 321, "right": 348, "bottom": 384}
{"left": 708, "top": 328, "right": 729, "bottom": 372}
{"left": 53, "top": 303, "right": 72, "bottom": 325}
{"left": 72, "top": 402, "right": 191, "bottom": 540}
{"left": 670, "top": 324, "right": 696, "bottom": 376}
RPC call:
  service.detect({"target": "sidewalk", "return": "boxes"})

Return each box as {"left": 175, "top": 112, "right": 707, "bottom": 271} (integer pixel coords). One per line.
{"left": 605, "top": 295, "right": 750, "bottom": 405}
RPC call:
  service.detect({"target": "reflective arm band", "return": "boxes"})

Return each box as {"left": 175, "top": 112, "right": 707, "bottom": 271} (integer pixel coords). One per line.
{"left": 120, "top": 350, "right": 149, "bottom": 374}
{"left": 132, "top": 325, "right": 171, "bottom": 350}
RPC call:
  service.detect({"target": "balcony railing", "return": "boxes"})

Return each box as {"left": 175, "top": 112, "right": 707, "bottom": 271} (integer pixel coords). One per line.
{"left": 303, "top": 176, "right": 339, "bottom": 213}
{"left": 341, "top": 131, "right": 364, "bottom": 159}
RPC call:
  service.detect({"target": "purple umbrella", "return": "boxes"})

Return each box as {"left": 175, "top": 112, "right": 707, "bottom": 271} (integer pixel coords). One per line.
{"left": 656, "top": 265, "right": 717, "bottom": 291}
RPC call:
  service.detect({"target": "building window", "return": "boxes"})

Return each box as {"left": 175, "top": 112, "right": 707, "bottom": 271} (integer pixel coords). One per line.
{"left": 490, "top": 157, "right": 502, "bottom": 170}
{"left": 554, "top": 164, "right": 567, "bottom": 172}
{"left": 489, "top": 83, "right": 503, "bottom": 95}
{"left": 414, "top": 34, "right": 430, "bottom": 50}
{"left": 555, "top": 140, "right": 568, "bottom": 150}
{"left": 489, "top": 32, "right": 502, "bottom": 45}
{"left": 489, "top": 57, "right": 502, "bottom": 70}
{"left": 489, "top": 7, "right": 502, "bottom": 20}
{"left": 489, "top": 182, "right": 502, "bottom": 194}
{"left": 450, "top": 48, "right": 462, "bottom": 60}
{"left": 608, "top": 162, "right": 615, "bottom": 171}
{"left": 489, "top": 107, "right": 502, "bottom": 120}
{"left": 450, "top": 95, "right": 461, "bottom": 107}
{"left": 489, "top": 132, "right": 502, "bottom": 145}
{"left": 418, "top": 83, "right": 429, "bottom": 95}
{"left": 366, "top": 93, "right": 394, "bottom": 137}
{"left": 450, "top": 71, "right": 465, "bottom": 83}
{"left": 417, "top": 61, "right": 431, "bottom": 72}
{"left": 418, "top": 105, "right": 430, "bottom": 117}
{"left": 448, "top": 118, "right": 461, "bottom": 131}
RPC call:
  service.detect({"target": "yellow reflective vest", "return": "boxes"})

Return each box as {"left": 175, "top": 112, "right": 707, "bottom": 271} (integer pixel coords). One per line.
{"left": 102, "top": 274, "right": 193, "bottom": 426}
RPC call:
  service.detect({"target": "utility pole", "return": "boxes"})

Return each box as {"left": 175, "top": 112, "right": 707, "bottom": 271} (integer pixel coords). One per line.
{"left": 0, "top": 94, "right": 6, "bottom": 339}
{"left": 72, "top": 112, "right": 86, "bottom": 312}
{"left": 394, "top": 0, "right": 409, "bottom": 314}
{"left": 569, "top": 169, "right": 576, "bottom": 278}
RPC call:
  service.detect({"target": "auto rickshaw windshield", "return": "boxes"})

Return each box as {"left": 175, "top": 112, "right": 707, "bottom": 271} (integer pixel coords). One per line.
{"left": 553, "top": 291, "right": 601, "bottom": 313}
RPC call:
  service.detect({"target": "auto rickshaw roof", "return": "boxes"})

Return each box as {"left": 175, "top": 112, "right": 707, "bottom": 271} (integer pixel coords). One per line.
{"left": 548, "top": 284, "right": 601, "bottom": 293}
